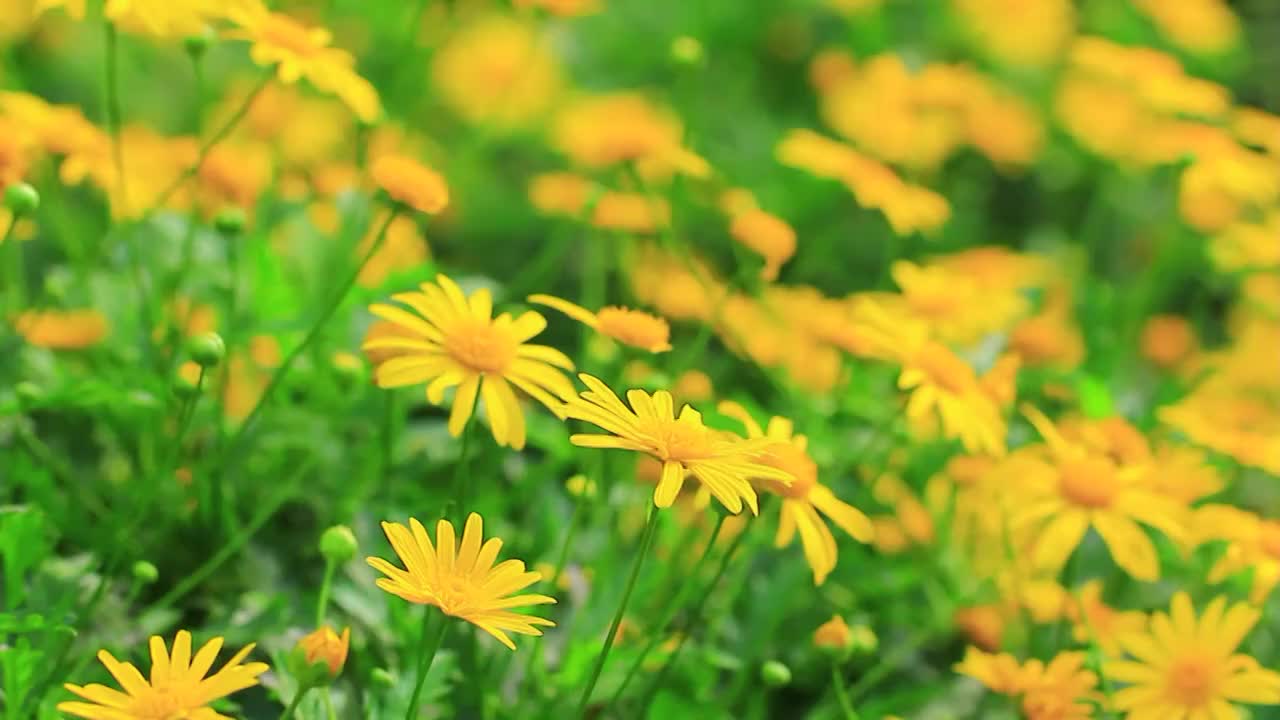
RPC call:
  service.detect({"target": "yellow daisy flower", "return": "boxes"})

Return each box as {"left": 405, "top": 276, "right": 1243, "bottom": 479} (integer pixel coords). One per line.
{"left": 1014, "top": 405, "right": 1186, "bottom": 581}
{"left": 561, "top": 374, "right": 794, "bottom": 514}
{"left": 58, "top": 630, "right": 268, "bottom": 720}
{"left": 718, "top": 401, "right": 873, "bottom": 584}
{"left": 1108, "top": 592, "right": 1280, "bottom": 718}
{"left": 362, "top": 274, "right": 577, "bottom": 450}
{"left": 367, "top": 513, "right": 556, "bottom": 650}
{"left": 227, "top": 8, "right": 380, "bottom": 123}
{"left": 371, "top": 155, "right": 449, "bottom": 215}
{"left": 527, "top": 294, "right": 671, "bottom": 352}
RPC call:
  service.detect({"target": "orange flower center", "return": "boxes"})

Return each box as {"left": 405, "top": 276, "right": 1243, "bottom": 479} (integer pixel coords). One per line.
{"left": 444, "top": 321, "right": 516, "bottom": 373}
{"left": 259, "top": 16, "right": 325, "bottom": 57}
{"left": 433, "top": 574, "right": 479, "bottom": 615}
{"left": 652, "top": 420, "right": 712, "bottom": 463}
{"left": 1260, "top": 521, "right": 1280, "bottom": 559}
{"left": 1165, "top": 656, "right": 1217, "bottom": 708}
{"left": 759, "top": 443, "right": 818, "bottom": 498}
{"left": 596, "top": 307, "right": 669, "bottom": 350}
{"left": 1057, "top": 457, "right": 1118, "bottom": 508}
{"left": 914, "top": 343, "right": 974, "bottom": 394}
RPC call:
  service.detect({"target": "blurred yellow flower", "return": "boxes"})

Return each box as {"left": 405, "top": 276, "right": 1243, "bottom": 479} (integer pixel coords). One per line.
{"left": 371, "top": 155, "right": 449, "bottom": 215}
{"left": 552, "top": 93, "right": 706, "bottom": 180}
{"left": 1107, "top": 593, "right": 1280, "bottom": 718}
{"left": 1014, "top": 406, "right": 1185, "bottom": 580}
{"left": 1133, "top": 0, "right": 1240, "bottom": 55}
{"left": 104, "top": 0, "right": 232, "bottom": 38}
{"left": 528, "top": 172, "right": 670, "bottom": 232}
{"left": 58, "top": 630, "right": 268, "bottom": 720}
{"left": 562, "top": 374, "right": 794, "bottom": 514}
{"left": 15, "top": 309, "right": 108, "bottom": 349}
{"left": 1195, "top": 505, "right": 1280, "bottom": 603}
{"left": 367, "top": 513, "right": 556, "bottom": 650}
{"left": 957, "top": 647, "right": 1098, "bottom": 719}
{"left": 812, "top": 615, "right": 851, "bottom": 651}
{"left": 432, "top": 15, "right": 561, "bottom": 129}
{"left": 228, "top": 8, "right": 380, "bottom": 123}
{"left": 1139, "top": 314, "right": 1197, "bottom": 370}
{"left": 528, "top": 294, "right": 671, "bottom": 352}
{"left": 719, "top": 401, "right": 873, "bottom": 584}
{"left": 728, "top": 209, "right": 796, "bottom": 281}
{"left": 951, "top": 0, "right": 1075, "bottom": 68}
{"left": 296, "top": 626, "right": 350, "bottom": 677}
{"left": 363, "top": 274, "right": 577, "bottom": 450}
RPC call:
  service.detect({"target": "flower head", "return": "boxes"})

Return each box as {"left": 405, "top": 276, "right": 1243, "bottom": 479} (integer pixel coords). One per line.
{"left": 371, "top": 155, "right": 449, "bottom": 215}
{"left": 432, "top": 14, "right": 561, "bottom": 129}
{"left": 1108, "top": 592, "right": 1280, "bottom": 718}
{"left": 367, "top": 513, "right": 556, "bottom": 650}
{"left": 228, "top": 9, "right": 380, "bottom": 123}
{"left": 718, "top": 401, "right": 872, "bottom": 583}
{"left": 296, "top": 626, "right": 350, "bottom": 678}
{"left": 15, "top": 309, "right": 108, "bottom": 349}
{"left": 363, "top": 274, "right": 576, "bottom": 450}
{"left": 728, "top": 209, "right": 796, "bottom": 281}
{"left": 528, "top": 294, "right": 671, "bottom": 352}
{"left": 562, "top": 374, "right": 794, "bottom": 514}
{"left": 58, "top": 630, "right": 268, "bottom": 720}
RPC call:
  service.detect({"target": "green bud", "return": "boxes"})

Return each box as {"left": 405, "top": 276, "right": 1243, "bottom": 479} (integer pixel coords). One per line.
{"left": 761, "top": 660, "right": 791, "bottom": 688}
{"left": 370, "top": 668, "right": 396, "bottom": 688}
{"left": 183, "top": 28, "right": 214, "bottom": 58}
{"left": 186, "top": 332, "right": 225, "bottom": 368}
{"left": 4, "top": 182, "right": 39, "bottom": 216}
{"left": 320, "top": 525, "right": 358, "bottom": 564}
{"left": 132, "top": 561, "right": 159, "bottom": 585}
{"left": 849, "top": 624, "right": 878, "bottom": 655}
{"left": 173, "top": 366, "right": 203, "bottom": 398}
{"left": 670, "top": 36, "right": 704, "bottom": 66}
{"left": 213, "top": 207, "right": 246, "bottom": 236}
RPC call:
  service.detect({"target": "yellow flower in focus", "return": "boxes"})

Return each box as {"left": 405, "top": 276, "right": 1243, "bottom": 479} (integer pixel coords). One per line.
{"left": 356, "top": 213, "right": 429, "bottom": 289}
{"left": 562, "top": 374, "right": 794, "bottom": 514}
{"left": 362, "top": 274, "right": 577, "bottom": 450}
{"left": 227, "top": 8, "right": 380, "bottom": 123}
{"left": 528, "top": 294, "right": 671, "bottom": 352}
{"left": 719, "top": 401, "right": 872, "bottom": 584}
{"left": 951, "top": 0, "right": 1075, "bottom": 67}
{"left": 367, "top": 513, "right": 556, "bottom": 650}
{"left": 296, "top": 626, "right": 350, "bottom": 677}
{"left": 728, "top": 210, "right": 796, "bottom": 281}
{"left": 1014, "top": 406, "right": 1186, "bottom": 580}
{"left": 15, "top": 309, "right": 108, "bottom": 349}
{"left": 371, "top": 155, "right": 449, "bottom": 215}
{"left": 1133, "top": 0, "right": 1240, "bottom": 55}
{"left": 1107, "top": 593, "right": 1280, "bottom": 718}
{"left": 58, "top": 630, "right": 268, "bottom": 720}
{"left": 432, "top": 15, "right": 561, "bottom": 129}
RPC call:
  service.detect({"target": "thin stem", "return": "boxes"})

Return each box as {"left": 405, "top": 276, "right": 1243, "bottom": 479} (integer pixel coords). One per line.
{"left": 574, "top": 505, "right": 661, "bottom": 719}
{"left": 167, "top": 366, "right": 205, "bottom": 479}
{"left": 520, "top": 494, "right": 587, "bottom": 688}
{"left": 278, "top": 687, "right": 309, "bottom": 720}
{"left": 216, "top": 210, "right": 399, "bottom": 471}
{"left": 609, "top": 514, "right": 726, "bottom": 704}
{"left": 2, "top": 215, "right": 21, "bottom": 315}
{"left": 103, "top": 22, "right": 128, "bottom": 213}
{"left": 406, "top": 613, "right": 449, "bottom": 720}
{"left": 315, "top": 557, "right": 337, "bottom": 627}
{"left": 634, "top": 521, "right": 749, "bottom": 716}
{"left": 323, "top": 691, "right": 337, "bottom": 720}
{"left": 152, "top": 70, "right": 273, "bottom": 210}
{"left": 831, "top": 663, "right": 861, "bottom": 720}
{"left": 447, "top": 387, "right": 481, "bottom": 523}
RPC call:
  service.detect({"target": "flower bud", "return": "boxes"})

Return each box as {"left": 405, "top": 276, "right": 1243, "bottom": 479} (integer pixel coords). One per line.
{"left": 213, "top": 207, "right": 246, "bottom": 236}
{"left": 183, "top": 27, "right": 215, "bottom": 59}
{"left": 132, "top": 561, "right": 159, "bottom": 585}
{"left": 370, "top": 668, "right": 396, "bottom": 688}
{"left": 670, "top": 35, "right": 704, "bottom": 66}
{"left": 186, "top": 332, "right": 225, "bottom": 368}
{"left": 849, "top": 624, "right": 878, "bottom": 654}
{"left": 174, "top": 362, "right": 203, "bottom": 398}
{"left": 813, "top": 615, "right": 852, "bottom": 658}
{"left": 4, "top": 182, "right": 39, "bottom": 216}
{"left": 760, "top": 659, "right": 791, "bottom": 688}
{"left": 565, "top": 474, "right": 596, "bottom": 499}
{"left": 320, "top": 525, "right": 358, "bottom": 564}
{"left": 291, "top": 626, "right": 350, "bottom": 684}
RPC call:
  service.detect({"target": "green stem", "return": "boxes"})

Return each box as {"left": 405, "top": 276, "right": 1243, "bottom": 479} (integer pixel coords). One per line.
{"left": 447, "top": 387, "right": 481, "bottom": 523}
{"left": 831, "top": 663, "right": 861, "bottom": 720}
{"left": 609, "top": 514, "right": 726, "bottom": 704}
{"left": 103, "top": 22, "right": 128, "bottom": 213}
{"left": 323, "top": 690, "right": 338, "bottom": 720}
{"left": 2, "top": 215, "right": 21, "bottom": 316}
{"left": 152, "top": 70, "right": 273, "bottom": 210}
{"left": 519, "top": 493, "right": 587, "bottom": 688}
{"left": 216, "top": 210, "right": 399, "bottom": 473}
{"left": 278, "top": 686, "right": 309, "bottom": 720}
{"left": 574, "top": 505, "right": 661, "bottom": 719}
{"left": 635, "top": 521, "right": 749, "bottom": 716}
{"left": 316, "top": 557, "right": 337, "bottom": 627}
{"left": 406, "top": 613, "right": 449, "bottom": 720}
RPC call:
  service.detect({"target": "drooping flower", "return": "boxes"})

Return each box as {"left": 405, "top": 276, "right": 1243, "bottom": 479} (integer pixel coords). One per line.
{"left": 562, "top": 374, "right": 794, "bottom": 514}
{"left": 363, "top": 275, "right": 577, "bottom": 450}
{"left": 227, "top": 8, "right": 380, "bottom": 123}
{"left": 527, "top": 294, "right": 671, "bottom": 352}
{"left": 1108, "top": 593, "right": 1280, "bottom": 718}
{"left": 367, "top": 513, "right": 556, "bottom": 650}
{"left": 58, "top": 630, "right": 268, "bottom": 720}
{"left": 371, "top": 155, "right": 449, "bottom": 215}
{"left": 1013, "top": 406, "right": 1187, "bottom": 580}
{"left": 718, "top": 401, "right": 872, "bottom": 584}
